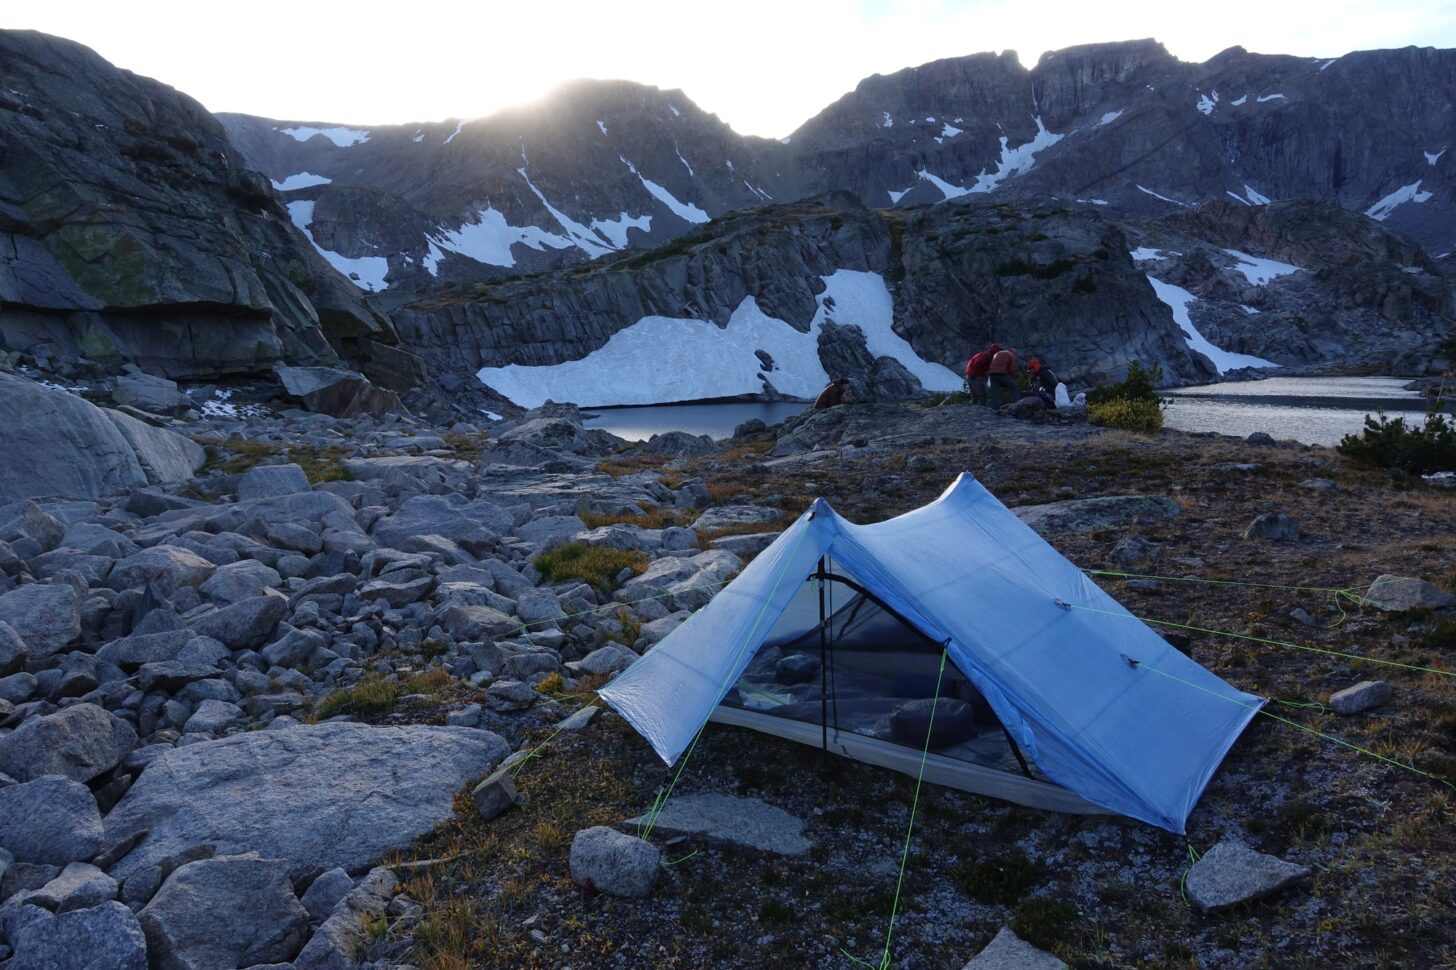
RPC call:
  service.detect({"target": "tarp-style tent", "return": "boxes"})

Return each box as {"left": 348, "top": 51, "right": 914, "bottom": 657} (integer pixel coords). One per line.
{"left": 598, "top": 473, "right": 1263, "bottom": 834}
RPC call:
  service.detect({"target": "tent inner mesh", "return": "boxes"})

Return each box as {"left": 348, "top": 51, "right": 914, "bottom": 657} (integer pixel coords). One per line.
{"left": 718, "top": 560, "right": 1040, "bottom": 778}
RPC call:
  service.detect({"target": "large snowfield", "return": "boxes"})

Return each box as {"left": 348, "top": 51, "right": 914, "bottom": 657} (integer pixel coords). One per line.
{"left": 476, "top": 270, "right": 962, "bottom": 407}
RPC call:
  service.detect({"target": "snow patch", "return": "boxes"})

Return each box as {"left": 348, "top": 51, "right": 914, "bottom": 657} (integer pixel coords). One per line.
{"left": 277, "top": 126, "right": 369, "bottom": 147}
{"left": 963, "top": 116, "right": 1063, "bottom": 194}
{"left": 270, "top": 172, "right": 332, "bottom": 191}
{"left": 1257, "top": 93, "right": 1287, "bottom": 103}
{"left": 940, "top": 122, "right": 963, "bottom": 138}
{"left": 1230, "top": 94, "right": 1248, "bottom": 106}
{"left": 1195, "top": 90, "right": 1219, "bottom": 115}
{"left": 917, "top": 169, "right": 969, "bottom": 200}
{"left": 1096, "top": 109, "right": 1123, "bottom": 127}
{"left": 475, "top": 270, "right": 960, "bottom": 408}
{"left": 880, "top": 112, "right": 894, "bottom": 128}
{"left": 1147, "top": 276, "right": 1278, "bottom": 374}
{"left": 1222, "top": 248, "right": 1301, "bottom": 285}
{"left": 669, "top": 105, "right": 681, "bottom": 117}
{"left": 1242, "top": 184, "right": 1271, "bottom": 205}
{"left": 1226, "top": 191, "right": 1251, "bottom": 206}
{"left": 1136, "top": 185, "right": 1187, "bottom": 207}
{"left": 1319, "top": 59, "right": 1337, "bottom": 72}
{"left": 286, "top": 201, "right": 389, "bottom": 292}
{"left": 1130, "top": 247, "right": 1177, "bottom": 262}
{"left": 597, "top": 120, "right": 609, "bottom": 135}
{"left": 1426, "top": 147, "right": 1446, "bottom": 166}
{"left": 675, "top": 146, "right": 694, "bottom": 176}
{"left": 428, "top": 208, "right": 575, "bottom": 270}
{"left": 443, "top": 121, "right": 466, "bottom": 145}
{"left": 620, "top": 156, "right": 710, "bottom": 224}
{"left": 1366, "top": 181, "right": 1434, "bottom": 221}
{"left": 481, "top": 410, "right": 504, "bottom": 422}
{"left": 590, "top": 212, "right": 652, "bottom": 250}
{"left": 412, "top": 131, "right": 424, "bottom": 143}
{"left": 888, "top": 187, "right": 912, "bottom": 204}
{"left": 519, "top": 168, "right": 614, "bottom": 257}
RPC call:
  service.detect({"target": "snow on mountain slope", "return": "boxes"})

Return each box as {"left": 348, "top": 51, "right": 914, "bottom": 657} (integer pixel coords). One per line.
{"left": 475, "top": 270, "right": 960, "bottom": 407}
{"left": 1147, "top": 276, "right": 1278, "bottom": 374}
{"left": 286, "top": 201, "right": 390, "bottom": 292}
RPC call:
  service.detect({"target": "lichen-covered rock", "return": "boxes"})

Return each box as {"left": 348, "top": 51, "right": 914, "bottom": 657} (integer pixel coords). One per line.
{"left": 1183, "top": 838, "right": 1311, "bottom": 912}
{"left": 0, "top": 704, "right": 136, "bottom": 784}
{"left": 568, "top": 826, "right": 660, "bottom": 898}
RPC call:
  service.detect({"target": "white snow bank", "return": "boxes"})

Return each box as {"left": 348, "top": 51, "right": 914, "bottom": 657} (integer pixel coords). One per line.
{"left": 590, "top": 212, "right": 652, "bottom": 249}
{"left": 888, "top": 187, "right": 912, "bottom": 204}
{"left": 675, "top": 147, "right": 694, "bottom": 176}
{"left": 1425, "top": 147, "right": 1445, "bottom": 166}
{"left": 917, "top": 169, "right": 969, "bottom": 200}
{"left": 428, "top": 208, "right": 574, "bottom": 270}
{"left": 444, "top": 121, "right": 466, "bottom": 145}
{"left": 1130, "top": 247, "right": 1177, "bottom": 262}
{"left": 1137, "top": 185, "right": 1187, "bottom": 207}
{"left": 1147, "top": 276, "right": 1278, "bottom": 374}
{"left": 620, "top": 156, "right": 709, "bottom": 224}
{"left": 1256, "top": 93, "right": 1287, "bottom": 103}
{"left": 941, "top": 122, "right": 963, "bottom": 138}
{"left": 270, "top": 172, "right": 332, "bottom": 191}
{"left": 965, "top": 116, "right": 1063, "bottom": 193}
{"left": 597, "top": 120, "right": 609, "bottom": 135}
{"left": 412, "top": 131, "right": 424, "bottom": 143}
{"left": 1230, "top": 95, "right": 1248, "bottom": 106}
{"left": 880, "top": 112, "right": 894, "bottom": 128}
{"left": 286, "top": 201, "right": 389, "bottom": 292}
{"left": 1366, "top": 181, "right": 1433, "bottom": 221}
{"left": 1195, "top": 91, "right": 1218, "bottom": 115}
{"left": 1097, "top": 110, "right": 1123, "bottom": 127}
{"left": 475, "top": 270, "right": 961, "bottom": 407}
{"left": 1222, "top": 248, "right": 1301, "bottom": 285}
{"left": 1242, "top": 184, "right": 1271, "bottom": 205}
{"left": 520, "top": 168, "right": 614, "bottom": 257}
{"left": 277, "top": 126, "right": 369, "bottom": 147}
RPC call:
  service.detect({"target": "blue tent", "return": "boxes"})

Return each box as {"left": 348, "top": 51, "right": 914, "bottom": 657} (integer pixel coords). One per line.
{"left": 598, "top": 473, "right": 1262, "bottom": 833}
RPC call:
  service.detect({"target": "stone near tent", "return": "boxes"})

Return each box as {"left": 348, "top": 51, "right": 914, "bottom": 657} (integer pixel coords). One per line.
{"left": 1329, "top": 680, "right": 1392, "bottom": 715}
{"left": 237, "top": 463, "right": 311, "bottom": 501}
{"left": 569, "top": 826, "right": 659, "bottom": 898}
{"left": 1242, "top": 511, "right": 1300, "bottom": 542}
{"left": 1108, "top": 535, "right": 1160, "bottom": 569}
{"left": 1299, "top": 478, "right": 1340, "bottom": 493}
{"left": 568, "top": 643, "right": 639, "bottom": 678}
{"left": 472, "top": 769, "right": 518, "bottom": 822}
{"left": 101, "top": 722, "right": 510, "bottom": 881}
{"left": 711, "top": 531, "right": 779, "bottom": 557}
{"left": 0, "top": 703, "right": 136, "bottom": 784}
{"left": 4, "top": 901, "right": 149, "bottom": 970}
{"left": 485, "top": 679, "right": 539, "bottom": 713}
{"left": 1182, "top": 838, "right": 1311, "bottom": 912}
{"left": 0, "top": 776, "right": 104, "bottom": 866}
{"left": 962, "top": 927, "right": 1068, "bottom": 969}
{"left": 1360, "top": 575, "right": 1456, "bottom": 612}
{"left": 299, "top": 867, "right": 354, "bottom": 924}
{"left": 889, "top": 697, "right": 978, "bottom": 748}
{"left": 691, "top": 505, "right": 782, "bottom": 533}
{"left": 623, "top": 794, "right": 810, "bottom": 856}
{"left": 1012, "top": 494, "right": 1179, "bottom": 535}
{"left": 138, "top": 854, "right": 310, "bottom": 970}
{"left": 775, "top": 653, "right": 820, "bottom": 685}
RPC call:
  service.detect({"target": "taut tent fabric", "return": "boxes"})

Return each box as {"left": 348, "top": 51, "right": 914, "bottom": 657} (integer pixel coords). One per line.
{"left": 598, "top": 473, "right": 1262, "bottom": 833}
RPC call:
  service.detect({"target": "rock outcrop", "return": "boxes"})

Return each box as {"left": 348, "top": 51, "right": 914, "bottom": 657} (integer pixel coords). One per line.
{"left": 0, "top": 29, "right": 408, "bottom": 384}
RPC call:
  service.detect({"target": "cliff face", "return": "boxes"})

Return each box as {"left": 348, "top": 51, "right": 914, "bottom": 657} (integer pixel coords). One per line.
{"left": 390, "top": 194, "right": 1216, "bottom": 404}
{"left": 0, "top": 30, "right": 401, "bottom": 381}
{"left": 222, "top": 40, "right": 1456, "bottom": 298}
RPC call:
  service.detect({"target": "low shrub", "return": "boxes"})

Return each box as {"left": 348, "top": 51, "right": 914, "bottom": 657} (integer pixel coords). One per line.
{"left": 314, "top": 672, "right": 398, "bottom": 720}
{"left": 952, "top": 848, "right": 1040, "bottom": 905}
{"left": 534, "top": 543, "right": 648, "bottom": 592}
{"left": 1011, "top": 897, "right": 1078, "bottom": 950}
{"left": 1336, "top": 413, "right": 1456, "bottom": 475}
{"left": 1088, "top": 398, "right": 1165, "bottom": 432}
{"left": 1087, "top": 361, "right": 1164, "bottom": 407}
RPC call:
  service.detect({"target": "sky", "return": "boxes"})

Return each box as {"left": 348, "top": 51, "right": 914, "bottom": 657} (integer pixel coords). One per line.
{"left": 8, "top": 0, "right": 1456, "bottom": 138}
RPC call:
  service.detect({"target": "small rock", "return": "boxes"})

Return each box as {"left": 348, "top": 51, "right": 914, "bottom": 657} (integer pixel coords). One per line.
{"left": 5, "top": 901, "right": 148, "bottom": 970}
{"left": 962, "top": 926, "right": 1068, "bottom": 969}
{"left": 1288, "top": 607, "right": 1318, "bottom": 627}
{"left": 569, "top": 826, "right": 659, "bottom": 898}
{"left": 23, "top": 862, "right": 118, "bottom": 912}
{"left": 299, "top": 867, "right": 354, "bottom": 924}
{"left": 623, "top": 793, "right": 810, "bottom": 856}
{"left": 485, "top": 679, "right": 538, "bottom": 712}
{"left": 1360, "top": 575, "right": 1456, "bottom": 612}
{"left": 1329, "top": 680, "right": 1392, "bottom": 715}
{"left": 1246, "top": 431, "right": 1277, "bottom": 446}
{"left": 445, "top": 703, "right": 483, "bottom": 728}
{"left": 1242, "top": 512, "right": 1300, "bottom": 542}
{"left": 1108, "top": 535, "right": 1160, "bottom": 569}
{"left": 472, "top": 769, "right": 518, "bottom": 822}
{"left": 1183, "top": 838, "right": 1311, "bottom": 912}
{"left": 568, "top": 643, "right": 638, "bottom": 678}
{"left": 556, "top": 704, "right": 599, "bottom": 731}
{"left": 0, "top": 703, "right": 136, "bottom": 784}
{"left": 237, "top": 464, "right": 311, "bottom": 501}
{"left": 1299, "top": 478, "right": 1339, "bottom": 492}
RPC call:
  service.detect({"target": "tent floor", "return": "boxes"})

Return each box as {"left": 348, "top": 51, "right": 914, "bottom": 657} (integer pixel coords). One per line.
{"left": 710, "top": 705, "right": 1106, "bottom": 816}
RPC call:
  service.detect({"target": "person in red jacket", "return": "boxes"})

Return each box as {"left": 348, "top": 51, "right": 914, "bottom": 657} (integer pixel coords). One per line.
{"left": 987, "top": 346, "right": 1020, "bottom": 409}
{"left": 964, "top": 343, "right": 998, "bottom": 406}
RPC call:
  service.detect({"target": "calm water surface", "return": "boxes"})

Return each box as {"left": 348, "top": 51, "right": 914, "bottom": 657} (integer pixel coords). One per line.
{"left": 583, "top": 377, "right": 1436, "bottom": 447}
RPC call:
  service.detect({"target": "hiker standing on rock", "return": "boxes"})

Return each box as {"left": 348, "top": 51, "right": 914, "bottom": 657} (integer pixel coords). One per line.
{"left": 964, "top": 343, "right": 997, "bottom": 406}
{"left": 1027, "top": 358, "right": 1059, "bottom": 409}
{"left": 987, "top": 346, "right": 1020, "bottom": 409}
{"left": 813, "top": 377, "right": 853, "bottom": 410}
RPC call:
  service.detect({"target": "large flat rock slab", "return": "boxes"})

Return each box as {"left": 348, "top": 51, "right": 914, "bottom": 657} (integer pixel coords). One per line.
{"left": 624, "top": 793, "right": 810, "bottom": 856}
{"left": 1013, "top": 494, "right": 1180, "bottom": 535}
{"left": 1183, "top": 838, "right": 1311, "bottom": 913}
{"left": 102, "top": 722, "right": 509, "bottom": 880}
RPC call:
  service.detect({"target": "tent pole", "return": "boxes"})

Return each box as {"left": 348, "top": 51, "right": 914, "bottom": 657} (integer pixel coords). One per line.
{"left": 1000, "top": 724, "right": 1034, "bottom": 778}
{"left": 817, "top": 557, "right": 829, "bottom": 754}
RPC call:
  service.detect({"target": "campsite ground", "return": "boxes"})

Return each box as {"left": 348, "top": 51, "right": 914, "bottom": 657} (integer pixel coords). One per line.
{"left": 388, "top": 410, "right": 1456, "bottom": 969}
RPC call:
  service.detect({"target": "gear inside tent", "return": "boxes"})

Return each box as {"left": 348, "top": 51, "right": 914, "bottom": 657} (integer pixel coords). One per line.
{"left": 597, "top": 473, "right": 1264, "bottom": 834}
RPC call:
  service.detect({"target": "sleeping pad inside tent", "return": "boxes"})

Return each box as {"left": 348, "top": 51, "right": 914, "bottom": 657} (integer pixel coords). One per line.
{"left": 597, "top": 473, "right": 1263, "bottom": 834}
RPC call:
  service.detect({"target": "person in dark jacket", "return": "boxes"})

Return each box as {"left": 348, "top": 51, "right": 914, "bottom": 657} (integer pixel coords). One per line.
{"left": 1027, "top": 357, "right": 1060, "bottom": 409}
{"left": 987, "top": 346, "right": 1020, "bottom": 408}
{"left": 813, "top": 377, "right": 852, "bottom": 410}
{"left": 964, "top": 343, "right": 998, "bottom": 406}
